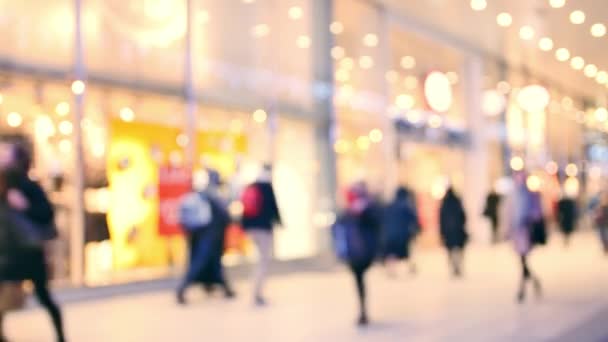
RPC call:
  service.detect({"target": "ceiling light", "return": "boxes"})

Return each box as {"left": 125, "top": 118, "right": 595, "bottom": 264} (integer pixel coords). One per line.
{"left": 369, "top": 129, "right": 383, "bottom": 143}
{"left": 496, "top": 12, "right": 513, "bottom": 27}
{"left": 591, "top": 23, "right": 607, "bottom": 37}
{"left": 570, "top": 56, "right": 585, "bottom": 70}
{"left": 400, "top": 56, "right": 416, "bottom": 69}
{"left": 510, "top": 156, "right": 524, "bottom": 171}
{"left": 363, "top": 33, "right": 379, "bottom": 47}
{"left": 331, "top": 46, "right": 345, "bottom": 60}
{"left": 549, "top": 0, "right": 566, "bottom": 8}
{"left": 424, "top": 72, "right": 453, "bottom": 113}
{"left": 584, "top": 64, "right": 598, "bottom": 78}
{"left": 482, "top": 90, "right": 506, "bottom": 116}
{"left": 517, "top": 85, "right": 550, "bottom": 112}
{"left": 538, "top": 37, "right": 554, "bottom": 51}
{"left": 565, "top": 163, "right": 578, "bottom": 177}
{"left": 519, "top": 26, "right": 535, "bottom": 40}
{"left": 288, "top": 6, "right": 303, "bottom": 20}
{"left": 55, "top": 102, "right": 70, "bottom": 116}
{"left": 396, "top": 94, "right": 415, "bottom": 110}
{"left": 330, "top": 22, "right": 344, "bottom": 35}
{"left": 555, "top": 48, "right": 570, "bottom": 61}
{"left": 58, "top": 120, "right": 73, "bottom": 135}
{"left": 570, "top": 10, "right": 585, "bottom": 25}
{"left": 470, "top": 0, "right": 487, "bottom": 11}
{"left": 596, "top": 71, "right": 608, "bottom": 84}
{"left": 595, "top": 107, "right": 608, "bottom": 122}
{"left": 356, "top": 136, "right": 371, "bottom": 151}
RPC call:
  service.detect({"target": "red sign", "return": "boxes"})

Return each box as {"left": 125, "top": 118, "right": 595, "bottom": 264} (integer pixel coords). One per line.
{"left": 158, "top": 166, "right": 192, "bottom": 236}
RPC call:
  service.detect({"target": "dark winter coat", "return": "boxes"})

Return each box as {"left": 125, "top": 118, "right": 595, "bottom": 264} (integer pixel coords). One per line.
{"left": 347, "top": 203, "right": 382, "bottom": 271}
{"left": 381, "top": 200, "right": 418, "bottom": 259}
{"left": 0, "top": 173, "right": 55, "bottom": 282}
{"left": 439, "top": 190, "right": 468, "bottom": 250}
{"left": 184, "top": 191, "right": 231, "bottom": 285}
{"left": 483, "top": 192, "right": 501, "bottom": 227}
{"left": 241, "top": 181, "right": 281, "bottom": 231}
{"left": 557, "top": 198, "right": 578, "bottom": 235}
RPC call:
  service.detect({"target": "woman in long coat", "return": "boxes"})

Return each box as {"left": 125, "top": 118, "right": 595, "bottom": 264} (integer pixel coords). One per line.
{"left": 382, "top": 187, "right": 419, "bottom": 276}
{"left": 439, "top": 187, "right": 468, "bottom": 277}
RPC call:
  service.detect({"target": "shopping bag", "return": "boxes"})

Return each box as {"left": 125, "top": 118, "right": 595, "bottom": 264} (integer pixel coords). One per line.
{"left": 224, "top": 224, "right": 246, "bottom": 253}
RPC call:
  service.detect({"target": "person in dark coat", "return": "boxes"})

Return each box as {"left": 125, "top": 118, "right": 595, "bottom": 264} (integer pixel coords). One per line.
{"left": 439, "top": 187, "right": 468, "bottom": 278}
{"left": 343, "top": 182, "right": 380, "bottom": 327}
{"left": 556, "top": 195, "right": 578, "bottom": 247}
{"left": 483, "top": 190, "right": 502, "bottom": 244}
{"left": 241, "top": 164, "right": 281, "bottom": 306}
{"left": 0, "top": 142, "right": 65, "bottom": 342}
{"left": 177, "top": 171, "right": 235, "bottom": 304}
{"left": 381, "top": 187, "right": 419, "bottom": 277}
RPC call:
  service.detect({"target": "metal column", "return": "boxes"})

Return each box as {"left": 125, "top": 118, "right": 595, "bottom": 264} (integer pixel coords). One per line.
{"left": 70, "top": 0, "right": 86, "bottom": 285}
{"left": 184, "top": 0, "right": 197, "bottom": 168}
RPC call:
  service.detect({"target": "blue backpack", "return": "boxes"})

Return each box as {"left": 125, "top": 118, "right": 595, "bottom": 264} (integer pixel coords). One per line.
{"left": 331, "top": 213, "right": 366, "bottom": 263}
{"left": 179, "top": 192, "right": 213, "bottom": 232}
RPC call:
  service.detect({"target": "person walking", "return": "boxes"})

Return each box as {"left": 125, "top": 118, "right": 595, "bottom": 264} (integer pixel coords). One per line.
{"left": 503, "top": 172, "right": 543, "bottom": 303}
{"left": 333, "top": 182, "right": 381, "bottom": 326}
{"left": 381, "top": 187, "right": 419, "bottom": 277}
{"left": 483, "top": 189, "right": 502, "bottom": 244}
{"left": 241, "top": 164, "right": 281, "bottom": 306}
{"left": 0, "top": 141, "right": 66, "bottom": 342}
{"left": 556, "top": 193, "right": 578, "bottom": 247}
{"left": 593, "top": 192, "right": 608, "bottom": 255}
{"left": 177, "top": 170, "right": 235, "bottom": 304}
{"left": 439, "top": 187, "right": 468, "bottom": 278}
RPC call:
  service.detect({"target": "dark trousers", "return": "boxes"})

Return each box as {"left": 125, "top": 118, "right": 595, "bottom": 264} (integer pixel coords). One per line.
{"left": 2, "top": 249, "right": 65, "bottom": 341}
{"left": 519, "top": 254, "right": 541, "bottom": 300}
{"left": 448, "top": 248, "right": 464, "bottom": 277}
{"left": 349, "top": 263, "right": 370, "bottom": 319}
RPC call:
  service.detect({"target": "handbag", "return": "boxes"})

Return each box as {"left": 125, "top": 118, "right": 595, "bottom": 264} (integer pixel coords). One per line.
{"left": 0, "top": 282, "right": 25, "bottom": 312}
{"left": 9, "top": 211, "right": 58, "bottom": 248}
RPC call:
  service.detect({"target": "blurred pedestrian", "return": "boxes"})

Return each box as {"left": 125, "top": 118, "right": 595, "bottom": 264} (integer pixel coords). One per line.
{"left": 556, "top": 193, "right": 578, "bottom": 247}
{"left": 593, "top": 192, "right": 608, "bottom": 255}
{"left": 241, "top": 164, "right": 281, "bottom": 306}
{"left": 177, "top": 170, "right": 235, "bottom": 304}
{"left": 0, "top": 142, "right": 65, "bottom": 342}
{"left": 439, "top": 187, "right": 468, "bottom": 278}
{"left": 381, "top": 187, "right": 419, "bottom": 277}
{"left": 332, "top": 181, "right": 381, "bottom": 326}
{"left": 503, "top": 172, "right": 543, "bottom": 303}
{"left": 483, "top": 189, "right": 502, "bottom": 244}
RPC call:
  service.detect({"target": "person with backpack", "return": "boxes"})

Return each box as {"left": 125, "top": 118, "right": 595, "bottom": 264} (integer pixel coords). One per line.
{"left": 176, "top": 169, "right": 235, "bottom": 304}
{"left": 240, "top": 164, "right": 281, "bottom": 306}
{"left": 381, "top": 187, "right": 419, "bottom": 277}
{"left": 332, "top": 181, "right": 381, "bottom": 326}
{"left": 593, "top": 192, "right": 608, "bottom": 255}
{"left": 0, "top": 141, "right": 65, "bottom": 342}
{"left": 439, "top": 187, "right": 468, "bottom": 278}
{"left": 502, "top": 171, "right": 543, "bottom": 303}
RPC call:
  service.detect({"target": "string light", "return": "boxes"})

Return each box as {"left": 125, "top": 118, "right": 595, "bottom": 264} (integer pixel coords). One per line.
{"left": 59, "top": 120, "right": 73, "bottom": 135}
{"left": 519, "top": 26, "right": 535, "bottom": 40}
{"left": 56, "top": 102, "right": 70, "bottom": 116}
{"left": 359, "top": 56, "right": 374, "bottom": 69}
{"left": 510, "top": 156, "right": 524, "bottom": 171}
{"left": 296, "top": 35, "right": 311, "bottom": 49}
{"left": 570, "top": 56, "right": 585, "bottom": 70}
{"left": 565, "top": 163, "right": 578, "bottom": 177}
{"left": 120, "top": 107, "right": 135, "bottom": 122}
{"left": 71, "top": 80, "right": 85, "bottom": 95}
{"left": 595, "top": 107, "right": 608, "bottom": 122}
{"left": 584, "top": 64, "right": 598, "bottom": 78}
{"left": 596, "top": 71, "right": 608, "bottom": 84}
{"left": 253, "top": 109, "right": 267, "bottom": 123}
{"left": 538, "top": 37, "right": 554, "bottom": 51}
{"left": 331, "top": 46, "right": 345, "bottom": 60}
{"left": 400, "top": 56, "right": 416, "bottom": 69}
{"left": 396, "top": 94, "right": 415, "bottom": 110}
{"left": 7, "top": 112, "right": 22, "bottom": 128}
{"left": 591, "top": 23, "right": 607, "bottom": 37}
{"left": 570, "top": 10, "right": 585, "bottom": 25}
{"left": 330, "top": 22, "right": 344, "bottom": 35}
{"left": 549, "top": 0, "right": 566, "bottom": 9}
{"left": 363, "top": 33, "right": 379, "bottom": 47}
{"left": 470, "top": 0, "right": 487, "bottom": 11}
{"left": 356, "top": 136, "right": 370, "bottom": 151}
{"left": 369, "top": 129, "right": 383, "bottom": 143}
{"left": 496, "top": 13, "right": 513, "bottom": 27}
{"left": 288, "top": 6, "right": 303, "bottom": 20}
{"left": 555, "top": 48, "right": 570, "bottom": 62}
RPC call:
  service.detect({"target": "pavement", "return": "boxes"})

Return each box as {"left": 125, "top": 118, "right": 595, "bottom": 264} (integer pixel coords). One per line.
{"left": 5, "top": 231, "right": 608, "bottom": 342}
